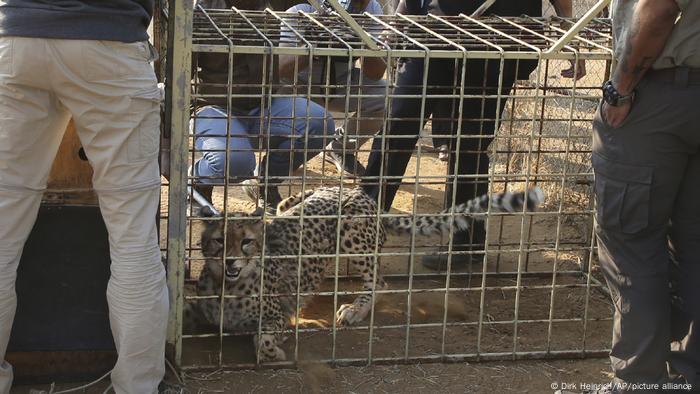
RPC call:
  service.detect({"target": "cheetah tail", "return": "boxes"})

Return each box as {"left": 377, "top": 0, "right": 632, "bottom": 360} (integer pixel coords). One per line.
{"left": 382, "top": 187, "right": 545, "bottom": 236}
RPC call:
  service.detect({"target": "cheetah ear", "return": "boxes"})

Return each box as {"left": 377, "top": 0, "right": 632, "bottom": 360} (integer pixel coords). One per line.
{"left": 246, "top": 213, "right": 264, "bottom": 232}
{"left": 200, "top": 206, "right": 223, "bottom": 231}
{"left": 245, "top": 210, "right": 265, "bottom": 233}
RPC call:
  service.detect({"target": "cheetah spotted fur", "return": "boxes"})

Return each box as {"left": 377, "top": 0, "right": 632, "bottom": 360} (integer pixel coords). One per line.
{"left": 185, "top": 186, "right": 544, "bottom": 361}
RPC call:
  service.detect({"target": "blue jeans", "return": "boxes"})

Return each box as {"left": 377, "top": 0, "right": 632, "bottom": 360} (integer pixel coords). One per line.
{"left": 192, "top": 97, "right": 332, "bottom": 184}
{"left": 290, "top": 65, "right": 387, "bottom": 152}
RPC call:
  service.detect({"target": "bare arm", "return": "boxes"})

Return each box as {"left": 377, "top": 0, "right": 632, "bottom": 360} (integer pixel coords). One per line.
{"left": 360, "top": 57, "right": 387, "bottom": 80}
{"left": 278, "top": 46, "right": 309, "bottom": 81}
{"left": 279, "top": 1, "right": 387, "bottom": 81}
{"left": 395, "top": 0, "right": 407, "bottom": 14}
{"left": 280, "top": 51, "right": 386, "bottom": 82}
{"left": 278, "top": 7, "right": 310, "bottom": 81}
{"left": 612, "top": 0, "right": 680, "bottom": 95}
{"left": 551, "top": 0, "right": 590, "bottom": 80}
{"left": 603, "top": 0, "right": 680, "bottom": 127}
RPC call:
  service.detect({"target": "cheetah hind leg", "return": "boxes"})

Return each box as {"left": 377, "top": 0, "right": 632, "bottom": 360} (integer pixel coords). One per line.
{"left": 336, "top": 256, "right": 387, "bottom": 326}
{"left": 182, "top": 299, "right": 199, "bottom": 334}
{"left": 182, "top": 298, "right": 218, "bottom": 334}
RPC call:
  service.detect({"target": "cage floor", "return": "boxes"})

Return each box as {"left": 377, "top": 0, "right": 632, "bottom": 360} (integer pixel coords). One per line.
{"left": 162, "top": 60, "right": 614, "bottom": 369}
{"left": 181, "top": 270, "right": 611, "bottom": 368}
{"left": 165, "top": 136, "right": 611, "bottom": 368}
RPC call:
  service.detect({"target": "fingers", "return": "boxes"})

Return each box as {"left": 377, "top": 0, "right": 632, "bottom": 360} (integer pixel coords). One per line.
{"left": 601, "top": 102, "right": 632, "bottom": 128}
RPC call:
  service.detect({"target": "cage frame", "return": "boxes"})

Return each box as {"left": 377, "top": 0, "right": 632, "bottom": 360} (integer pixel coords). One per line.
{"left": 162, "top": 0, "right": 615, "bottom": 371}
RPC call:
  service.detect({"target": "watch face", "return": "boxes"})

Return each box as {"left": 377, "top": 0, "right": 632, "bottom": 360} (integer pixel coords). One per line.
{"left": 603, "top": 81, "right": 617, "bottom": 106}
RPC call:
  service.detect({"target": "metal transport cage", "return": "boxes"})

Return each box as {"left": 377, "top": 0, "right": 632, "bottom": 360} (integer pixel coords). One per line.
{"left": 158, "top": 0, "right": 614, "bottom": 371}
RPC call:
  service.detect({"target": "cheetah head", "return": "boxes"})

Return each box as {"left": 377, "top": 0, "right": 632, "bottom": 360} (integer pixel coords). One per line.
{"left": 200, "top": 210, "right": 263, "bottom": 284}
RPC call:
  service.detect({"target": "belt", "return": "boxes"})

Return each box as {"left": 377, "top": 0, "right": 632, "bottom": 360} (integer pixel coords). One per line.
{"left": 646, "top": 67, "right": 700, "bottom": 86}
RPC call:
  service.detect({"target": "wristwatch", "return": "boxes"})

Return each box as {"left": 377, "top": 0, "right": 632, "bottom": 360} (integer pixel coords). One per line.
{"left": 602, "top": 80, "right": 635, "bottom": 106}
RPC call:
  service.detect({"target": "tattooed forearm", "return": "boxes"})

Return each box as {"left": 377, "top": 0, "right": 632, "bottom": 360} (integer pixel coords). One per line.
{"left": 611, "top": 0, "right": 679, "bottom": 95}
{"left": 630, "top": 56, "right": 654, "bottom": 76}
{"left": 619, "top": 53, "right": 655, "bottom": 79}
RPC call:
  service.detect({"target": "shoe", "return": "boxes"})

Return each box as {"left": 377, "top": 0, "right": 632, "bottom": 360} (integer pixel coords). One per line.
{"left": 324, "top": 150, "right": 366, "bottom": 177}
{"left": 437, "top": 144, "right": 449, "bottom": 162}
{"left": 241, "top": 179, "right": 282, "bottom": 212}
{"left": 332, "top": 126, "right": 358, "bottom": 150}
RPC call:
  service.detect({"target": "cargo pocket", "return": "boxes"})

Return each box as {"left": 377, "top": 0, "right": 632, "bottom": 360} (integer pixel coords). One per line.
{"left": 0, "top": 38, "right": 13, "bottom": 76}
{"left": 127, "top": 87, "right": 163, "bottom": 162}
{"left": 592, "top": 153, "right": 653, "bottom": 234}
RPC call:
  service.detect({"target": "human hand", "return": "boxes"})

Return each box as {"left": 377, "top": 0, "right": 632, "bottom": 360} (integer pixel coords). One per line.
{"left": 601, "top": 101, "right": 632, "bottom": 129}
{"left": 561, "top": 59, "right": 586, "bottom": 80}
{"left": 378, "top": 28, "right": 397, "bottom": 46}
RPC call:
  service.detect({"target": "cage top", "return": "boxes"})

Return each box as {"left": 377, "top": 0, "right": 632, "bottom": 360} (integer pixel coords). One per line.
{"left": 192, "top": 8, "right": 612, "bottom": 59}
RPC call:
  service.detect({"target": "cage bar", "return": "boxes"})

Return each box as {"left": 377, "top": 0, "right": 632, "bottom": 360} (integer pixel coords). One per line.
{"left": 162, "top": 3, "right": 614, "bottom": 372}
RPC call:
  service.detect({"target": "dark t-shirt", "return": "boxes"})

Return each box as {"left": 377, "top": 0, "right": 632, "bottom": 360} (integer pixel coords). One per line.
{"left": 194, "top": 0, "right": 279, "bottom": 112}
{"left": 0, "top": 0, "right": 153, "bottom": 42}
{"left": 396, "top": 0, "right": 543, "bottom": 80}
{"left": 398, "top": 0, "right": 542, "bottom": 17}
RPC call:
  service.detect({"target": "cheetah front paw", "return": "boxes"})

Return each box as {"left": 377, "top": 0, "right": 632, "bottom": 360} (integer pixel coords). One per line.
{"left": 255, "top": 334, "right": 287, "bottom": 362}
{"left": 262, "top": 346, "right": 286, "bottom": 362}
{"left": 336, "top": 303, "right": 370, "bottom": 326}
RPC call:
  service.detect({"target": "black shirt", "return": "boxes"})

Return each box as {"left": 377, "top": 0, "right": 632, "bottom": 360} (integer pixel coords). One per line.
{"left": 0, "top": 0, "right": 153, "bottom": 42}
{"left": 398, "top": 0, "right": 542, "bottom": 17}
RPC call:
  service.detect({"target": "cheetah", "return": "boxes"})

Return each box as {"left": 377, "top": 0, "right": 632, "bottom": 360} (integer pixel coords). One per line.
{"left": 186, "top": 186, "right": 544, "bottom": 361}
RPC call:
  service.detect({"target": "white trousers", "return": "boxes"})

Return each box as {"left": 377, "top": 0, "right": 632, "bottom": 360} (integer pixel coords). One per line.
{"left": 0, "top": 37, "right": 168, "bottom": 394}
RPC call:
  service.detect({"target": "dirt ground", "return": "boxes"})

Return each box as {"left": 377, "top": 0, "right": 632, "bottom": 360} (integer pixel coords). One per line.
{"left": 15, "top": 357, "right": 614, "bottom": 393}
{"left": 170, "top": 124, "right": 612, "bottom": 370}
{"left": 178, "top": 358, "right": 615, "bottom": 394}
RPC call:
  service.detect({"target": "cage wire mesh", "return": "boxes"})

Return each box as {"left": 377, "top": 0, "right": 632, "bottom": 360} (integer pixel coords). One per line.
{"left": 159, "top": 2, "right": 615, "bottom": 371}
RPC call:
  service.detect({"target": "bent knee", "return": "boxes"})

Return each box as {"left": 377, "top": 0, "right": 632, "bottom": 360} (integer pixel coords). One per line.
{"left": 199, "top": 151, "right": 255, "bottom": 180}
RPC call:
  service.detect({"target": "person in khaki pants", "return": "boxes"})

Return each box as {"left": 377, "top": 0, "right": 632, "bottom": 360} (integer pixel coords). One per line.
{"left": 556, "top": 1, "right": 699, "bottom": 393}
{"left": 0, "top": 1, "right": 168, "bottom": 393}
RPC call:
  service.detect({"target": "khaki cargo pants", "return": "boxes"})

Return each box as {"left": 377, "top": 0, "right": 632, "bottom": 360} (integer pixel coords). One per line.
{"left": 593, "top": 68, "right": 700, "bottom": 390}
{"left": 0, "top": 37, "right": 167, "bottom": 393}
